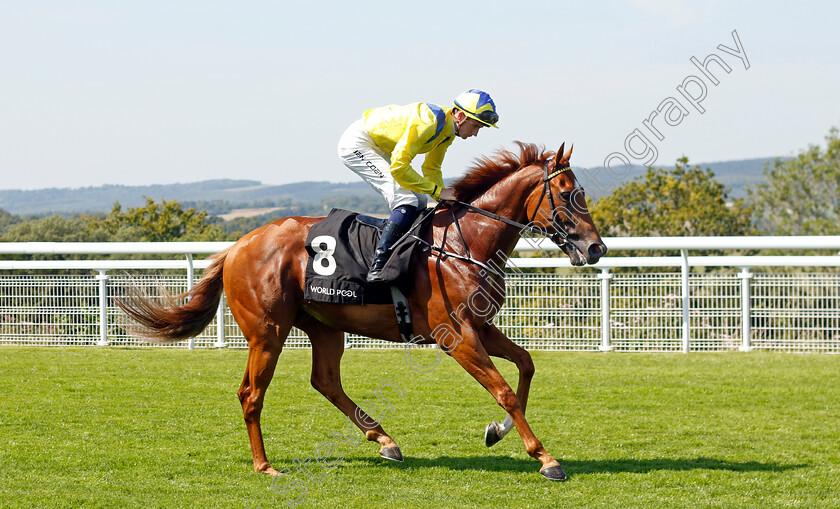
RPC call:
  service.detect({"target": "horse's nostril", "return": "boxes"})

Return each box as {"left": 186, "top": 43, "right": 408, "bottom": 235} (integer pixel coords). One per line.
{"left": 589, "top": 243, "right": 607, "bottom": 258}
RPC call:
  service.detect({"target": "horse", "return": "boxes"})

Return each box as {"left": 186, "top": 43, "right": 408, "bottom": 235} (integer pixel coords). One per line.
{"left": 116, "top": 141, "right": 607, "bottom": 481}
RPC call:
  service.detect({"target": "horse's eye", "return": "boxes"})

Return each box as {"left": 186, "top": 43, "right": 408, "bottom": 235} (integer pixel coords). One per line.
{"left": 559, "top": 192, "right": 572, "bottom": 202}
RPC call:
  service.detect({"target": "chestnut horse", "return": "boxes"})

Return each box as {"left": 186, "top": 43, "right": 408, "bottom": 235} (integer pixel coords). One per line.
{"left": 117, "top": 142, "right": 607, "bottom": 481}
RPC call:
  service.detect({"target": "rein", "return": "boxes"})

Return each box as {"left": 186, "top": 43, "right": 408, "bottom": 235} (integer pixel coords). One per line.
{"left": 409, "top": 160, "right": 574, "bottom": 279}
{"left": 408, "top": 203, "right": 508, "bottom": 279}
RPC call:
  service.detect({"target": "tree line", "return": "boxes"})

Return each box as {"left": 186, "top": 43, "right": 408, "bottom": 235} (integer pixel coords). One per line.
{"left": 589, "top": 126, "right": 839, "bottom": 238}
{"left": 0, "top": 126, "right": 838, "bottom": 245}
{"left": 0, "top": 195, "right": 390, "bottom": 243}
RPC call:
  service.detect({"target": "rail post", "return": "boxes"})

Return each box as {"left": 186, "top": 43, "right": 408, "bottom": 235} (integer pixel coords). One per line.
{"left": 598, "top": 268, "right": 613, "bottom": 351}
{"left": 738, "top": 267, "right": 753, "bottom": 351}
{"left": 96, "top": 270, "right": 109, "bottom": 346}
{"left": 186, "top": 254, "right": 195, "bottom": 351}
{"left": 214, "top": 292, "right": 227, "bottom": 348}
{"left": 681, "top": 250, "right": 690, "bottom": 353}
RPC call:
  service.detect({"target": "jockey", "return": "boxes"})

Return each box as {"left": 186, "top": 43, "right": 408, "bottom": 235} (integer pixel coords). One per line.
{"left": 338, "top": 89, "right": 499, "bottom": 283}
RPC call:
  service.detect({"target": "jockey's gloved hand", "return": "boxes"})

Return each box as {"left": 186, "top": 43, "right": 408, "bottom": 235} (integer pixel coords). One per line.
{"left": 437, "top": 188, "right": 457, "bottom": 202}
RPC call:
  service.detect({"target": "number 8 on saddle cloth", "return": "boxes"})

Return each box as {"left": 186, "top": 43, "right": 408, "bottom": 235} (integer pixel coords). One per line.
{"left": 304, "top": 208, "right": 427, "bottom": 305}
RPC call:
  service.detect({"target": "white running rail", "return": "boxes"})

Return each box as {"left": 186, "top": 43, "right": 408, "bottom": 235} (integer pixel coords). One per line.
{"left": 1, "top": 237, "right": 838, "bottom": 353}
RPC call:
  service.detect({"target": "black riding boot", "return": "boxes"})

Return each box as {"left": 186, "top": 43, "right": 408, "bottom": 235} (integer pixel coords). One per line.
{"left": 366, "top": 220, "right": 406, "bottom": 283}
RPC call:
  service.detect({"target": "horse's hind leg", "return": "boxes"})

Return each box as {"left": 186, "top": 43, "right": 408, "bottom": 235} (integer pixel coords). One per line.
{"left": 479, "top": 323, "right": 535, "bottom": 447}
{"left": 237, "top": 325, "right": 289, "bottom": 475}
{"left": 300, "top": 319, "right": 403, "bottom": 462}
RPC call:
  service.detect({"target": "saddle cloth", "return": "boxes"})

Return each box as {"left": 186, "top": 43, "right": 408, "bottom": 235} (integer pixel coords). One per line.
{"left": 304, "top": 208, "right": 427, "bottom": 305}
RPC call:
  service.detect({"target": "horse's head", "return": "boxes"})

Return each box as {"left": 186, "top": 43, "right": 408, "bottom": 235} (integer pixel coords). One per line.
{"left": 525, "top": 143, "right": 607, "bottom": 266}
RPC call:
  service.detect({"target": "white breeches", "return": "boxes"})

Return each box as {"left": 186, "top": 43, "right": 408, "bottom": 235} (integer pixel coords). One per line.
{"left": 337, "top": 119, "right": 428, "bottom": 211}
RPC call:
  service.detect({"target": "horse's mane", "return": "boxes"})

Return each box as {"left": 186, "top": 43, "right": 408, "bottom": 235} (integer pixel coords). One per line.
{"left": 452, "top": 141, "right": 554, "bottom": 203}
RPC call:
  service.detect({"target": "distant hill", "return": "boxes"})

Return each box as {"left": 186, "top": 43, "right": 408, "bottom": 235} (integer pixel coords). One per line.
{"left": 700, "top": 157, "right": 778, "bottom": 198}
{"left": 0, "top": 157, "right": 780, "bottom": 216}
{"left": 581, "top": 156, "right": 776, "bottom": 200}
{"left": 0, "top": 179, "right": 381, "bottom": 215}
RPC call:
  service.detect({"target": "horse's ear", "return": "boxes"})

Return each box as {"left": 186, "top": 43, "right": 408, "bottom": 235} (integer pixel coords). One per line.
{"left": 564, "top": 143, "right": 574, "bottom": 162}
{"left": 553, "top": 143, "right": 566, "bottom": 167}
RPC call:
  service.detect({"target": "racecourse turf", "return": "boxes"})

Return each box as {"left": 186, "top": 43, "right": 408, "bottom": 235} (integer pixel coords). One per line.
{"left": 0, "top": 347, "right": 838, "bottom": 508}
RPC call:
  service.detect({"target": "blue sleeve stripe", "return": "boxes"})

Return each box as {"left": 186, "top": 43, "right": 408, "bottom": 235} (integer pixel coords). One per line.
{"left": 425, "top": 103, "right": 447, "bottom": 144}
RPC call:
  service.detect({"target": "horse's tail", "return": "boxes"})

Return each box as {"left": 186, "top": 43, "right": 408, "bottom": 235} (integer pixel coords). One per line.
{"left": 116, "top": 248, "right": 230, "bottom": 343}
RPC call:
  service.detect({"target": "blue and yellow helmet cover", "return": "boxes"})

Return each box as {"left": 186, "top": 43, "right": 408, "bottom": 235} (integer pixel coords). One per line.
{"left": 453, "top": 89, "right": 499, "bottom": 128}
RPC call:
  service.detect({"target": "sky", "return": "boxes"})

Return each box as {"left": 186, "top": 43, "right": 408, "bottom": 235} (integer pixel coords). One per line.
{"left": 1, "top": 0, "right": 838, "bottom": 191}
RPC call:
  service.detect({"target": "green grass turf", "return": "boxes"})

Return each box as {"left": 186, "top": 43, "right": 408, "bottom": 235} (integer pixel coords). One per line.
{"left": 0, "top": 347, "right": 838, "bottom": 508}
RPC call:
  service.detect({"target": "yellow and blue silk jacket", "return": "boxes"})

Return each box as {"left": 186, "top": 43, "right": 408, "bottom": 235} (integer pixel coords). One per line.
{"left": 362, "top": 102, "right": 455, "bottom": 200}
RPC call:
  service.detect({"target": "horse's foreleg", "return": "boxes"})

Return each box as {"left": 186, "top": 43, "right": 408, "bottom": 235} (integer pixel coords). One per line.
{"left": 304, "top": 322, "right": 403, "bottom": 462}
{"left": 447, "top": 330, "right": 566, "bottom": 481}
{"left": 479, "top": 323, "right": 535, "bottom": 447}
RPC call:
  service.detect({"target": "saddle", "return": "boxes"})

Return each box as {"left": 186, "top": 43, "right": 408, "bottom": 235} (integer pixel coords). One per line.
{"left": 304, "top": 208, "right": 430, "bottom": 306}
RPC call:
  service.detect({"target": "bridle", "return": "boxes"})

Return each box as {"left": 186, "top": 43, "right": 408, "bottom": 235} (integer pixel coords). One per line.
{"left": 450, "top": 158, "right": 575, "bottom": 248}
{"left": 527, "top": 158, "right": 574, "bottom": 246}
{"left": 405, "top": 159, "right": 578, "bottom": 279}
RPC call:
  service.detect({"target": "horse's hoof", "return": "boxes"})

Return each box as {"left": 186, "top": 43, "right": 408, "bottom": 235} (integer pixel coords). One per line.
{"left": 484, "top": 421, "right": 502, "bottom": 447}
{"left": 257, "top": 467, "right": 280, "bottom": 476}
{"left": 540, "top": 465, "right": 567, "bottom": 481}
{"left": 380, "top": 447, "right": 404, "bottom": 462}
